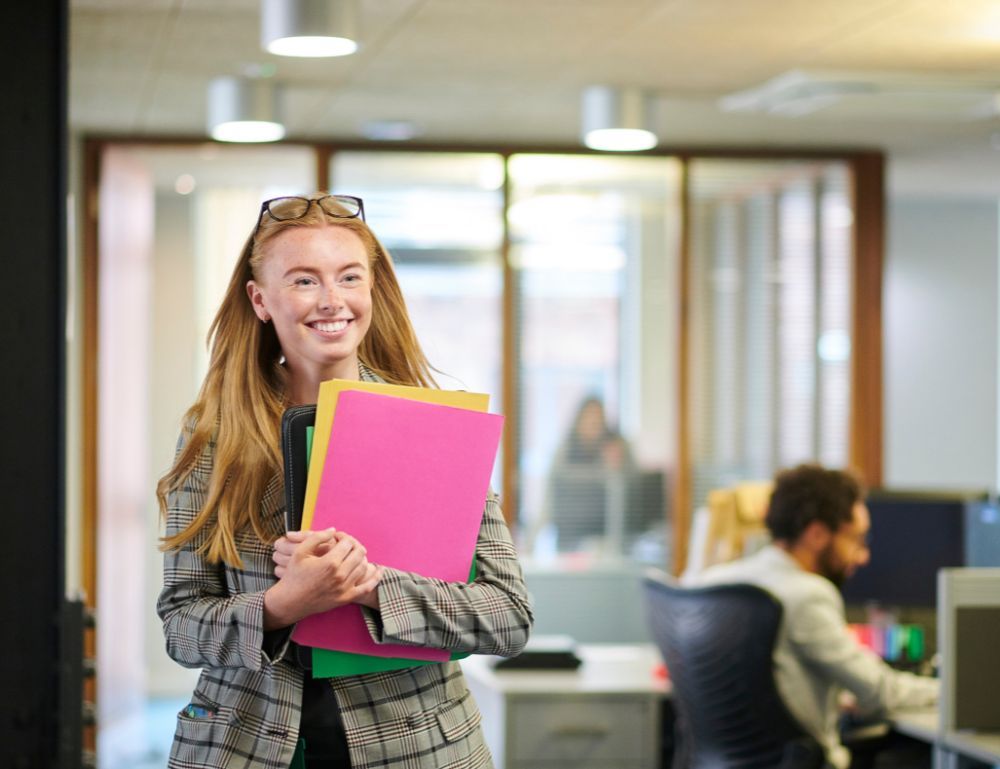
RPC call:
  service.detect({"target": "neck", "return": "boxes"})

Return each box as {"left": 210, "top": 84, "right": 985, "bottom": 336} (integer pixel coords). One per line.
{"left": 774, "top": 539, "right": 819, "bottom": 575}
{"left": 286, "top": 357, "right": 360, "bottom": 405}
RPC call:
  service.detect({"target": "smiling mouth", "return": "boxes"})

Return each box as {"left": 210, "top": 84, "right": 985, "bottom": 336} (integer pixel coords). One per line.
{"left": 309, "top": 319, "right": 350, "bottom": 333}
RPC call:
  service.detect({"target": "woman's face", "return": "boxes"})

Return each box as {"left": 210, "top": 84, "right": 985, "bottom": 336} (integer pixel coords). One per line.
{"left": 246, "top": 224, "right": 373, "bottom": 388}
{"left": 576, "top": 402, "right": 605, "bottom": 442}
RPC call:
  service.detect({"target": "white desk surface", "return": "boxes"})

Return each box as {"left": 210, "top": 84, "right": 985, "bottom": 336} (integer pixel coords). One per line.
{"left": 892, "top": 707, "right": 1000, "bottom": 765}
{"left": 941, "top": 730, "right": 1000, "bottom": 766}
{"left": 890, "top": 707, "right": 939, "bottom": 742}
{"left": 462, "top": 643, "right": 670, "bottom": 696}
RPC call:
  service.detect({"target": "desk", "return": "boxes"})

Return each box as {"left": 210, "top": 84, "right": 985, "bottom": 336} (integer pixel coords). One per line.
{"left": 940, "top": 732, "right": 1000, "bottom": 768}
{"left": 462, "top": 644, "right": 669, "bottom": 769}
{"left": 892, "top": 708, "right": 1000, "bottom": 769}
{"left": 892, "top": 707, "right": 939, "bottom": 743}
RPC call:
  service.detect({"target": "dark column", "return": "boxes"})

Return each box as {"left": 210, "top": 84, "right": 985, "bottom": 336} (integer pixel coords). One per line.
{"left": 0, "top": 1, "right": 70, "bottom": 768}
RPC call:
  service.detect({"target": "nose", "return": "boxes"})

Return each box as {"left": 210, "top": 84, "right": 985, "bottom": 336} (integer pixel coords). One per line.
{"left": 318, "top": 283, "right": 344, "bottom": 312}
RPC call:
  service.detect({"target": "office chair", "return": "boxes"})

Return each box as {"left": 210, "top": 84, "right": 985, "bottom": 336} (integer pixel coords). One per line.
{"left": 643, "top": 577, "right": 824, "bottom": 769}
{"left": 702, "top": 481, "right": 773, "bottom": 568}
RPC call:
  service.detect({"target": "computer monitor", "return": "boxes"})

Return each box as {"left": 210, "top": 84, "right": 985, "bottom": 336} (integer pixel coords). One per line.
{"left": 938, "top": 568, "right": 1000, "bottom": 731}
{"left": 965, "top": 500, "right": 1000, "bottom": 567}
{"left": 841, "top": 490, "right": 985, "bottom": 608}
{"left": 548, "top": 469, "right": 666, "bottom": 552}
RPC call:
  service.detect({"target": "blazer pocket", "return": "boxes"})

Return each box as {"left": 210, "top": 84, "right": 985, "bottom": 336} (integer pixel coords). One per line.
{"left": 170, "top": 697, "right": 243, "bottom": 768}
{"left": 435, "top": 694, "right": 482, "bottom": 744}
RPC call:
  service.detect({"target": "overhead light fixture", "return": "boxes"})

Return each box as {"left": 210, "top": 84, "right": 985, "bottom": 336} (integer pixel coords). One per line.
{"left": 207, "top": 76, "right": 285, "bottom": 143}
{"left": 261, "top": 0, "right": 360, "bottom": 58}
{"left": 359, "top": 119, "right": 421, "bottom": 141}
{"left": 581, "top": 85, "right": 657, "bottom": 152}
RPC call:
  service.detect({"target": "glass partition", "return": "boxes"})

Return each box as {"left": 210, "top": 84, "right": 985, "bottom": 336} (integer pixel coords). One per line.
{"left": 331, "top": 152, "right": 505, "bottom": 402}
{"left": 507, "top": 154, "right": 681, "bottom": 565}
{"left": 89, "top": 143, "right": 870, "bottom": 765}
{"left": 94, "top": 143, "right": 314, "bottom": 768}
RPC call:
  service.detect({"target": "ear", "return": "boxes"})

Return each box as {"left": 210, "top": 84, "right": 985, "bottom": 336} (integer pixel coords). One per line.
{"left": 800, "top": 519, "right": 833, "bottom": 553}
{"left": 246, "top": 280, "right": 271, "bottom": 323}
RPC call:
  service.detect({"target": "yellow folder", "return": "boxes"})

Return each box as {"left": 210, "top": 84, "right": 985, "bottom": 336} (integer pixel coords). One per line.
{"left": 301, "top": 379, "right": 490, "bottom": 530}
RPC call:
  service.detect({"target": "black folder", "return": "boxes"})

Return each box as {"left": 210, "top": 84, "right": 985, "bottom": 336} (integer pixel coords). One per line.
{"left": 281, "top": 404, "right": 316, "bottom": 531}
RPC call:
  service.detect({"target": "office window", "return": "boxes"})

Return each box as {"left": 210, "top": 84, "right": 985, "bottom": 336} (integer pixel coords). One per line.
{"left": 87, "top": 141, "right": 882, "bottom": 766}
{"left": 331, "top": 152, "right": 505, "bottom": 411}
{"left": 687, "top": 160, "right": 854, "bottom": 509}
{"left": 508, "top": 154, "right": 680, "bottom": 564}
{"left": 93, "top": 144, "right": 314, "bottom": 764}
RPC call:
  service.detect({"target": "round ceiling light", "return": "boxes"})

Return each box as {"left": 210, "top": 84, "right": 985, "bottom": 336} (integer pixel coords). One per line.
{"left": 207, "top": 77, "right": 286, "bottom": 143}
{"left": 262, "top": 0, "right": 360, "bottom": 58}
{"left": 581, "top": 85, "right": 658, "bottom": 152}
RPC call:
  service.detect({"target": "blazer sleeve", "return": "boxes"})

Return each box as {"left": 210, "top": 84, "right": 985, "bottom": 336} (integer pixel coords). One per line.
{"left": 785, "top": 585, "right": 939, "bottom": 713}
{"left": 156, "top": 434, "right": 292, "bottom": 672}
{"left": 360, "top": 491, "right": 533, "bottom": 657}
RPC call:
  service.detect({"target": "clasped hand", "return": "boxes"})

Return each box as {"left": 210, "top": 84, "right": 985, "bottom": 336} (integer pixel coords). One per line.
{"left": 263, "top": 528, "right": 383, "bottom": 630}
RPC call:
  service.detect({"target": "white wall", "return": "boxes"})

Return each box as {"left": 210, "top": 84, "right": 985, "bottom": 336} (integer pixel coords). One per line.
{"left": 145, "top": 192, "right": 201, "bottom": 697}
{"left": 97, "top": 149, "right": 154, "bottom": 723}
{"left": 884, "top": 197, "right": 998, "bottom": 491}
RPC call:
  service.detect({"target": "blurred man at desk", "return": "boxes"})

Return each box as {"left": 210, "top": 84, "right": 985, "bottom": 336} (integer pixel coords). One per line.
{"left": 690, "top": 464, "right": 938, "bottom": 769}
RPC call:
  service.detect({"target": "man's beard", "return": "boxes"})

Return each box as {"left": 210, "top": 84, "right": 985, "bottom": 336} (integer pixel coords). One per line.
{"left": 817, "top": 544, "right": 849, "bottom": 589}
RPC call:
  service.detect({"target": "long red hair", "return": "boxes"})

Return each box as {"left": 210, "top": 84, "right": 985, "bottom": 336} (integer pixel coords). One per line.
{"left": 158, "top": 195, "right": 435, "bottom": 567}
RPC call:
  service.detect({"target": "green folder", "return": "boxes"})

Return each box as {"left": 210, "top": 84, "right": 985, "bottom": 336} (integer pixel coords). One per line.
{"left": 310, "top": 558, "right": 475, "bottom": 677}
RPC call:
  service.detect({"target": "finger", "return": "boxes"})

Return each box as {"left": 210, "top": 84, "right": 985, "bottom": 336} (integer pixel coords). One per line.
{"left": 295, "top": 529, "right": 338, "bottom": 557}
{"left": 354, "top": 561, "right": 379, "bottom": 586}
{"left": 323, "top": 546, "right": 368, "bottom": 591}
{"left": 275, "top": 565, "right": 286, "bottom": 579}
{"left": 285, "top": 528, "right": 337, "bottom": 548}
{"left": 273, "top": 537, "right": 298, "bottom": 556}
{"left": 340, "top": 551, "right": 372, "bottom": 587}
{"left": 333, "top": 533, "right": 367, "bottom": 558}
{"left": 285, "top": 527, "right": 335, "bottom": 541}
{"left": 325, "top": 533, "right": 362, "bottom": 563}
{"left": 334, "top": 543, "right": 369, "bottom": 578}
{"left": 353, "top": 565, "right": 383, "bottom": 596}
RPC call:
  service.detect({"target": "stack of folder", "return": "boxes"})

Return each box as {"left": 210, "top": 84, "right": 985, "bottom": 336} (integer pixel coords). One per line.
{"left": 280, "top": 379, "right": 504, "bottom": 677}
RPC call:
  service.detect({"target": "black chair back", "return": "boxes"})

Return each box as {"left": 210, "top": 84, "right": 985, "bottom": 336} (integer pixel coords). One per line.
{"left": 643, "top": 577, "right": 824, "bottom": 769}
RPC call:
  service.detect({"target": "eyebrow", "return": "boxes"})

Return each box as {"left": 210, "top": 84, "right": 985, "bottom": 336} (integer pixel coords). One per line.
{"left": 281, "top": 261, "right": 369, "bottom": 280}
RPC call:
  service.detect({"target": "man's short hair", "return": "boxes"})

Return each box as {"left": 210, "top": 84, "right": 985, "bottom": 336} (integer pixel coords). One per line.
{"left": 765, "top": 463, "right": 865, "bottom": 544}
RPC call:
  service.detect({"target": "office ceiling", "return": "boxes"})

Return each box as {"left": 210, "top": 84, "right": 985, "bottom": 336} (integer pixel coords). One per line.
{"left": 70, "top": 0, "right": 1000, "bottom": 194}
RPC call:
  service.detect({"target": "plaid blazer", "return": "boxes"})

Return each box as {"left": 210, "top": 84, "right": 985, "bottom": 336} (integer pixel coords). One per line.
{"left": 158, "top": 371, "right": 533, "bottom": 769}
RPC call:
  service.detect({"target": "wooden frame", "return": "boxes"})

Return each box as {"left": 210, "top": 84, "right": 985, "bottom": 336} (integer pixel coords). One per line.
{"left": 79, "top": 138, "right": 885, "bottom": 595}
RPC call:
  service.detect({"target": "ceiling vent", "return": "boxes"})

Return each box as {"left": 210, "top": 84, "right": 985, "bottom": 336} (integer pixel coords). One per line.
{"left": 719, "top": 70, "right": 1000, "bottom": 121}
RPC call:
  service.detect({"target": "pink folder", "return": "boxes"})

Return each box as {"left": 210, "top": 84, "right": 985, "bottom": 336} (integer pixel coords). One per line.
{"left": 291, "top": 390, "right": 504, "bottom": 660}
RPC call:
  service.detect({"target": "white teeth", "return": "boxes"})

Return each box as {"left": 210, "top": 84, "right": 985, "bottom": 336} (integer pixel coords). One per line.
{"left": 312, "top": 320, "right": 348, "bottom": 333}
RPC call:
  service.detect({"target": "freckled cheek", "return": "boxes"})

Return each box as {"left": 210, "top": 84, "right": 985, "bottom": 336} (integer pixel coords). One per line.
{"left": 352, "top": 293, "right": 373, "bottom": 320}
{"left": 282, "top": 296, "right": 316, "bottom": 321}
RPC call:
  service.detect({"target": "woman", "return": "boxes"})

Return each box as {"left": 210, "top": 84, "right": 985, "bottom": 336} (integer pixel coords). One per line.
{"left": 157, "top": 193, "right": 532, "bottom": 769}
{"left": 538, "top": 396, "right": 637, "bottom": 552}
